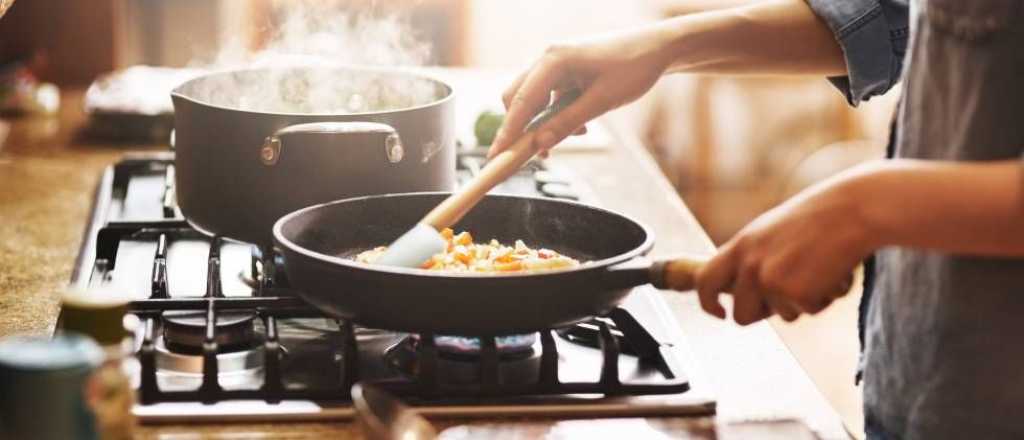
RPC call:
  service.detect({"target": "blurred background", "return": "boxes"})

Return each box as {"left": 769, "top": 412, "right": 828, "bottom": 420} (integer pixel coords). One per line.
{"left": 0, "top": 0, "right": 898, "bottom": 240}
{"left": 0, "top": 0, "right": 900, "bottom": 433}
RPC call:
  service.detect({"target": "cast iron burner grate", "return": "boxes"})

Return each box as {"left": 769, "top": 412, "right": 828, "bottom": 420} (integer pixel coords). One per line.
{"left": 67, "top": 153, "right": 691, "bottom": 407}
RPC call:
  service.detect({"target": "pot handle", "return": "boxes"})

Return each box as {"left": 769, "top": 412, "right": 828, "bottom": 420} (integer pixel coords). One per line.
{"left": 259, "top": 121, "right": 404, "bottom": 166}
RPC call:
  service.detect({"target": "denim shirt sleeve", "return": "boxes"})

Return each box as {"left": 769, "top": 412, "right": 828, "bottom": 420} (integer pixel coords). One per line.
{"left": 805, "top": 0, "right": 909, "bottom": 106}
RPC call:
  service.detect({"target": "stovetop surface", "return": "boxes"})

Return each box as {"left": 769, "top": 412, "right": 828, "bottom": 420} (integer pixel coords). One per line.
{"left": 66, "top": 150, "right": 716, "bottom": 422}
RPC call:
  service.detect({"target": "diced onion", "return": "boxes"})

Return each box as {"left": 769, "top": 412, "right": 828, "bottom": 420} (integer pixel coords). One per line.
{"left": 354, "top": 228, "right": 581, "bottom": 273}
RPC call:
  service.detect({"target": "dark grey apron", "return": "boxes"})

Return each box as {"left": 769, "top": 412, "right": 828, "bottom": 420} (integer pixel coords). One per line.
{"left": 862, "top": 0, "right": 1024, "bottom": 438}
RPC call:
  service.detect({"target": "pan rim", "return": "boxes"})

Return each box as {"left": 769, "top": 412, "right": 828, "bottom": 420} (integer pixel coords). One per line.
{"left": 170, "top": 64, "right": 454, "bottom": 118}
{"left": 272, "top": 192, "right": 656, "bottom": 280}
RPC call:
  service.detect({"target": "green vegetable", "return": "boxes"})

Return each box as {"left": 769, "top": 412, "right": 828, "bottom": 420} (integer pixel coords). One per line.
{"left": 474, "top": 110, "right": 505, "bottom": 146}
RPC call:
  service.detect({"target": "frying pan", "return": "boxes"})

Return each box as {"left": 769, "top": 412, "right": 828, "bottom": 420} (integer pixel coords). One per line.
{"left": 273, "top": 193, "right": 706, "bottom": 336}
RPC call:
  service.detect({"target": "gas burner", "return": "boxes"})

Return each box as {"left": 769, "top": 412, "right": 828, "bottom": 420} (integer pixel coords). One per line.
{"left": 162, "top": 310, "right": 259, "bottom": 354}
{"left": 153, "top": 336, "right": 264, "bottom": 391}
{"left": 393, "top": 333, "right": 537, "bottom": 364}
{"left": 385, "top": 336, "right": 542, "bottom": 385}
{"left": 431, "top": 334, "right": 537, "bottom": 358}
{"left": 154, "top": 336, "right": 264, "bottom": 375}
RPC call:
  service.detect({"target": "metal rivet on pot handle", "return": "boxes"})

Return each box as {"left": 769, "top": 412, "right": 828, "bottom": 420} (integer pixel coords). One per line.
{"left": 385, "top": 133, "right": 404, "bottom": 163}
{"left": 261, "top": 136, "right": 282, "bottom": 166}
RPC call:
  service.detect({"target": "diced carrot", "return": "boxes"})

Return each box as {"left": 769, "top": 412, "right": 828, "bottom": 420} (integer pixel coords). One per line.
{"left": 494, "top": 249, "right": 514, "bottom": 263}
{"left": 454, "top": 246, "right": 473, "bottom": 264}
{"left": 454, "top": 231, "right": 473, "bottom": 246}
{"left": 440, "top": 228, "right": 454, "bottom": 240}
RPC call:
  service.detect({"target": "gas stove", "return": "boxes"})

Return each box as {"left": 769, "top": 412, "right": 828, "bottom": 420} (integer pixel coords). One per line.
{"left": 64, "top": 150, "right": 715, "bottom": 423}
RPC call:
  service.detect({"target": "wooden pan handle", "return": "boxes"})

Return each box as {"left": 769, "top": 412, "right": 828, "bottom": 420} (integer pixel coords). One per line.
{"left": 651, "top": 254, "right": 858, "bottom": 299}
{"left": 423, "top": 132, "right": 538, "bottom": 229}
{"left": 650, "top": 253, "right": 711, "bottom": 292}
{"left": 422, "top": 89, "right": 582, "bottom": 231}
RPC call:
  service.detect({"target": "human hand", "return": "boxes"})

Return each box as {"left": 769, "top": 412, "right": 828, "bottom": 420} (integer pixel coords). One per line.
{"left": 695, "top": 169, "right": 877, "bottom": 325}
{"left": 0, "top": 0, "right": 14, "bottom": 19}
{"left": 488, "top": 26, "right": 675, "bottom": 159}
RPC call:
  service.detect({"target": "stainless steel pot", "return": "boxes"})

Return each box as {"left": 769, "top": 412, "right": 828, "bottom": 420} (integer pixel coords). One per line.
{"left": 171, "top": 66, "right": 456, "bottom": 246}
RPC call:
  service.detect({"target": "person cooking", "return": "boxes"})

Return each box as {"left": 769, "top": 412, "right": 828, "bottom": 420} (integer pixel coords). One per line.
{"left": 487, "top": 1, "right": 1024, "bottom": 438}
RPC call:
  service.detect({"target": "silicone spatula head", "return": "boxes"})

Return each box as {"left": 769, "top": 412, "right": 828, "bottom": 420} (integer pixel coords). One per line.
{"left": 372, "top": 223, "right": 447, "bottom": 268}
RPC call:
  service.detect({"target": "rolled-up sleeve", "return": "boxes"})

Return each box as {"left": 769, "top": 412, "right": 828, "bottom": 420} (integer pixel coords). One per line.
{"left": 805, "top": 0, "right": 909, "bottom": 106}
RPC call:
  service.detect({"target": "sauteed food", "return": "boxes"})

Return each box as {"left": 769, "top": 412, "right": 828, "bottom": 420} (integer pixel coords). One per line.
{"left": 355, "top": 228, "right": 581, "bottom": 272}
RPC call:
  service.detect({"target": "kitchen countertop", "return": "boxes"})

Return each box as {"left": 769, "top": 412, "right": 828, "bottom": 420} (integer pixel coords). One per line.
{"left": 0, "top": 69, "right": 849, "bottom": 439}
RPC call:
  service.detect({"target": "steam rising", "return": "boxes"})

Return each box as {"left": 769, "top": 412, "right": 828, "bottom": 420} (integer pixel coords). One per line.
{"left": 181, "top": 3, "right": 442, "bottom": 114}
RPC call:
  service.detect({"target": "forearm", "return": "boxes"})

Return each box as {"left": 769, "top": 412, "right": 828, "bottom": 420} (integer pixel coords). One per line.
{"left": 660, "top": 0, "right": 762, "bottom": 17}
{"left": 652, "top": 0, "right": 846, "bottom": 75}
{"left": 849, "top": 159, "right": 1024, "bottom": 256}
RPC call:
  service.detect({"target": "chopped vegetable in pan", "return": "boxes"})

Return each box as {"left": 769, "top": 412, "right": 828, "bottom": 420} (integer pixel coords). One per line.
{"left": 355, "top": 228, "right": 581, "bottom": 272}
